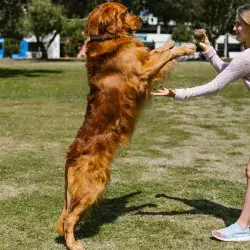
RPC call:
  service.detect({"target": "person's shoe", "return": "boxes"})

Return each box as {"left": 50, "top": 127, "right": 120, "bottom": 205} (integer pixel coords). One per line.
{"left": 211, "top": 223, "right": 250, "bottom": 241}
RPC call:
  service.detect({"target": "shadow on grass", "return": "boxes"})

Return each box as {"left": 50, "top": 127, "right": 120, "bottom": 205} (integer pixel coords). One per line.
{"left": 55, "top": 191, "right": 156, "bottom": 244}
{"left": 136, "top": 194, "right": 241, "bottom": 226}
{"left": 0, "top": 68, "right": 62, "bottom": 78}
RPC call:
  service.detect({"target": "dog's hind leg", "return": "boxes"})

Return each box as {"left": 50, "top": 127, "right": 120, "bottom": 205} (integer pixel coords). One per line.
{"left": 56, "top": 164, "right": 70, "bottom": 236}
{"left": 56, "top": 200, "right": 67, "bottom": 236}
{"left": 64, "top": 190, "right": 104, "bottom": 250}
{"left": 63, "top": 154, "right": 110, "bottom": 249}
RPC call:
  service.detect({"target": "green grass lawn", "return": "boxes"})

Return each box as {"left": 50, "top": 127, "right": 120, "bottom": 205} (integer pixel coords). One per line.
{"left": 1, "top": 59, "right": 250, "bottom": 250}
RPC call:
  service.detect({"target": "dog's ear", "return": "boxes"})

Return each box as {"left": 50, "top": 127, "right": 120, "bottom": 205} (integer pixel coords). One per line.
{"left": 98, "top": 6, "right": 122, "bottom": 34}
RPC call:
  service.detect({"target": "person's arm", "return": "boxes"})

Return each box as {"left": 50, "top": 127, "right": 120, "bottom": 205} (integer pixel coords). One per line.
{"left": 174, "top": 55, "right": 248, "bottom": 100}
{"left": 203, "top": 46, "right": 229, "bottom": 73}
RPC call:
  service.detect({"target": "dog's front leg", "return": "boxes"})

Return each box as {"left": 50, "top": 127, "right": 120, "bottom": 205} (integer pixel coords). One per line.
{"left": 170, "top": 44, "right": 197, "bottom": 59}
{"left": 150, "top": 59, "right": 178, "bottom": 89}
{"left": 149, "top": 40, "right": 175, "bottom": 56}
{"left": 141, "top": 44, "right": 196, "bottom": 81}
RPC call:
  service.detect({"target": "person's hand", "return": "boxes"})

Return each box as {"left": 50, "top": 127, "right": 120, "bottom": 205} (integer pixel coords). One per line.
{"left": 193, "top": 29, "right": 211, "bottom": 51}
{"left": 76, "top": 37, "right": 90, "bottom": 59}
{"left": 77, "top": 44, "right": 87, "bottom": 59}
{"left": 151, "top": 86, "right": 176, "bottom": 97}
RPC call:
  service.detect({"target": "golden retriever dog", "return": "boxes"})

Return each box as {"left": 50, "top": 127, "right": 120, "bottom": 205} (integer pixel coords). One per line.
{"left": 56, "top": 2, "right": 196, "bottom": 249}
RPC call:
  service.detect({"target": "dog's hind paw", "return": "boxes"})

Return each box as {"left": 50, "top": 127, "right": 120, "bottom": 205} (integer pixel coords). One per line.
{"left": 56, "top": 219, "right": 64, "bottom": 236}
{"left": 70, "top": 241, "right": 84, "bottom": 250}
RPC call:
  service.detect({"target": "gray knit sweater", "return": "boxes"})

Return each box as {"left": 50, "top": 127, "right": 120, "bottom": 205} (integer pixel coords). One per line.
{"left": 174, "top": 46, "right": 250, "bottom": 100}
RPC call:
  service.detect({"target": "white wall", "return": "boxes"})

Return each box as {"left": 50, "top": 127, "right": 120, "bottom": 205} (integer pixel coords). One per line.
{"left": 135, "top": 33, "right": 173, "bottom": 48}
{"left": 24, "top": 32, "right": 60, "bottom": 59}
{"left": 47, "top": 34, "right": 60, "bottom": 59}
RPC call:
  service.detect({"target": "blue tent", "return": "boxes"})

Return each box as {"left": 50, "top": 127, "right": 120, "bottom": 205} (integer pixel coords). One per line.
{"left": 12, "top": 40, "right": 29, "bottom": 59}
{"left": 0, "top": 38, "right": 29, "bottom": 59}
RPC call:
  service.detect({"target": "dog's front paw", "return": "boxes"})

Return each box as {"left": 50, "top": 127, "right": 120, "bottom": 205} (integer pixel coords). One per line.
{"left": 183, "top": 44, "right": 196, "bottom": 56}
{"left": 150, "top": 40, "right": 176, "bottom": 56}
{"left": 164, "top": 40, "right": 175, "bottom": 49}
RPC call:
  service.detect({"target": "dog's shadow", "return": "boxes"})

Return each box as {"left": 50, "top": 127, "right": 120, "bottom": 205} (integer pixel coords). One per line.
{"left": 55, "top": 191, "right": 156, "bottom": 244}
{"left": 136, "top": 194, "right": 241, "bottom": 227}
{"left": 55, "top": 192, "right": 241, "bottom": 244}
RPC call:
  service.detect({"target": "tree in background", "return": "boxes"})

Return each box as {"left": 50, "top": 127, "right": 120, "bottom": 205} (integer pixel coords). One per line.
{"left": 172, "top": 24, "right": 193, "bottom": 42}
{"left": 54, "top": 0, "right": 114, "bottom": 18}
{"left": 20, "top": 0, "right": 67, "bottom": 59}
{"left": 62, "top": 18, "right": 86, "bottom": 57}
{"left": 3, "top": 38, "right": 20, "bottom": 57}
{"left": 129, "top": 0, "right": 196, "bottom": 28}
{"left": 1, "top": 0, "right": 246, "bottom": 59}
{"left": 0, "top": 0, "right": 28, "bottom": 39}
{"left": 129, "top": 0, "right": 246, "bottom": 45}
{"left": 190, "top": 0, "right": 246, "bottom": 46}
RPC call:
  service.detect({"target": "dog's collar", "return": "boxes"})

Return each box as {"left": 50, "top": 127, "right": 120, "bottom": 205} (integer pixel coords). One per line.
{"left": 89, "top": 35, "right": 114, "bottom": 42}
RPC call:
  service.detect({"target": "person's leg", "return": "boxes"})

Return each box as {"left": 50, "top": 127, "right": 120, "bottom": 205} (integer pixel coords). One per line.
{"left": 237, "top": 158, "right": 250, "bottom": 229}
{"left": 211, "top": 158, "right": 250, "bottom": 241}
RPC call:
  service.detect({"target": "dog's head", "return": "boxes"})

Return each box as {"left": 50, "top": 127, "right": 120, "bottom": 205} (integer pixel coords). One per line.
{"left": 86, "top": 2, "right": 142, "bottom": 38}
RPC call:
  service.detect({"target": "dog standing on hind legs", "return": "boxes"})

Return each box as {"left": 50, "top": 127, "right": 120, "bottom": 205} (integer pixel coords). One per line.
{"left": 56, "top": 2, "right": 196, "bottom": 250}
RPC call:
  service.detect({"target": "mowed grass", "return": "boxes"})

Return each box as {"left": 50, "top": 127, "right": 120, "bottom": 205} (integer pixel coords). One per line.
{"left": 1, "top": 58, "right": 250, "bottom": 250}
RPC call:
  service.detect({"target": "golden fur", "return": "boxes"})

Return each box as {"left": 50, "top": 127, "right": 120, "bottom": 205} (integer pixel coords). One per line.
{"left": 56, "top": 2, "right": 196, "bottom": 250}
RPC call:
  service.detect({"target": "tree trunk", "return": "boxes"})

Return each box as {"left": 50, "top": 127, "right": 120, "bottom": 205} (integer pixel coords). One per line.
{"left": 40, "top": 43, "right": 48, "bottom": 60}
{"left": 36, "top": 36, "right": 48, "bottom": 60}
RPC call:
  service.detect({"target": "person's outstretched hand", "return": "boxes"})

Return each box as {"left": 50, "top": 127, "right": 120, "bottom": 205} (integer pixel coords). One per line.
{"left": 193, "top": 29, "right": 211, "bottom": 51}
{"left": 151, "top": 86, "right": 176, "bottom": 97}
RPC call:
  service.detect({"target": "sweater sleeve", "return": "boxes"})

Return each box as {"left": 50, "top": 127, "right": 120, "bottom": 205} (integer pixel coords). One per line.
{"left": 174, "top": 53, "right": 249, "bottom": 100}
{"left": 203, "top": 47, "right": 229, "bottom": 73}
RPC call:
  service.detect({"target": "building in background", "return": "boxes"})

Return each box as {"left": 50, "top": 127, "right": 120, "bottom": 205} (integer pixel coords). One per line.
{"left": 11, "top": 40, "right": 29, "bottom": 59}
{"left": 0, "top": 33, "right": 60, "bottom": 59}
{"left": 215, "top": 34, "right": 244, "bottom": 58}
